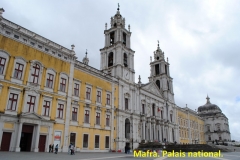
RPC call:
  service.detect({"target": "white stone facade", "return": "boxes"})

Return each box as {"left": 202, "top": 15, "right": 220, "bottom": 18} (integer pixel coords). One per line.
{"left": 100, "top": 8, "right": 178, "bottom": 151}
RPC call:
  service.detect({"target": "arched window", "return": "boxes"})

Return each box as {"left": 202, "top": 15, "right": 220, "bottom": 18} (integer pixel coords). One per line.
{"left": 125, "top": 118, "right": 130, "bottom": 139}
{"left": 108, "top": 52, "right": 113, "bottom": 67}
{"left": 123, "top": 53, "right": 128, "bottom": 67}
{"left": 156, "top": 80, "right": 160, "bottom": 89}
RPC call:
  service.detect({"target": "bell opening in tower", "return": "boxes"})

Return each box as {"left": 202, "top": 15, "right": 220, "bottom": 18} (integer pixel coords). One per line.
{"left": 108, "top": 52, "right": 113, "bottom": 67}
{"left": 123, "top": 32, "right": 126, "bottom": 46}
{"left": 124, "top": 53, "right": 128, "bottom": 67}
{"left": 110, "top": 32, "right": 115, "bottom": 45}
{"left": 155, "top": 64, "right": 159, "bottom": 75}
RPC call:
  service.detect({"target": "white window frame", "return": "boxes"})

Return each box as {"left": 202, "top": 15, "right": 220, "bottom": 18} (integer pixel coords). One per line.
{"left": 0, "top": 50, "right": 10, "bottom": 80}
{"left": 22, "top": 89, "right": 40, "bottom": 113}
{"left": 85, "top": 83, "right": 92, "bottom": 103}
{"left": 70, "top": 103, "right": 79, "bottom": 126}
{"left": 72, "top": 79, "right": 81, "bottom": 100}
{"left": 96, "top": 87, "right": 102, "bottom": 105}
{"left": 83, "top": 108, "right": 91, "bottom": 127}
{"left": 41, "top": 95, "right": 53, "bottom": 120}
{"left": 105, "top": 113, "right": 111, "bottom": 130}
{"left": 94, "top": 134, "right": 100, "bottom": 149}
{"left": 94, "top": 107, "right": 102, "bottom": 129}
{"left": 82, "top": 133, "right": 89, "bottom": 149}
{"left": 55, "top": 98, "right": 66, "bottom": 124}
{"left": 58, "top": 72, "right": 69, "bottom": 96}
{"left": 106, "top": 91, "right": 111, "bottom": 109}
{"left": 11, "top": 57, "right": 27, "bottom": 84}
{"left": 105, "top": 136, "right": 110, "bottom": 149}
{"left": 27, "top": 60, "right": 44, "bottom": 89}
{"left": 5, "top": 86, "right": 22, "bottom": 115}
{"left": 44, "top": 68, "right": 56, "bottom": 92}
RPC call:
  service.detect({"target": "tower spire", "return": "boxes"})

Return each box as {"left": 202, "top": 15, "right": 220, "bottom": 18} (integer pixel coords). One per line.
{"left": 206, "top": 95, "right": 211, "bottom": 104}
{"left": 117, "top": 3, "right": 120, "bottom": 11}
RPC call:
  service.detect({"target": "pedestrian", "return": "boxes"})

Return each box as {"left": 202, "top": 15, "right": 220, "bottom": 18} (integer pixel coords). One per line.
{"left": 70, "top": 144, "right": 74, "bottom": 155}
{"left": 49, "top": 144, "right": 52, "bottom": 153}
{"left": 55, "top": 144, "right": 58, "bottom": 154}
{"left": 52, "top": 144, "right": 54, "bottom": 153}
{"left": 124, "top": 146, "right": 127, "bottom": 154}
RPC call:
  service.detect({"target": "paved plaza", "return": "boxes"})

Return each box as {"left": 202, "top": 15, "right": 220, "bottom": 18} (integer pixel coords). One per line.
{"left": 0, "top": 152, "right": 240, "bottom": 160}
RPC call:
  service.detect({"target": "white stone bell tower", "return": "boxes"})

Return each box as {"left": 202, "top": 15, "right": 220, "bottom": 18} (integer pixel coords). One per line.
{"left": 100, "top": 5, "right": 135, "bottom": 83}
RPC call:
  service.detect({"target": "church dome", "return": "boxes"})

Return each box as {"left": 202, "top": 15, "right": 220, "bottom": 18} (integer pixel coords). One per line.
{"left": 198, "top": 95, "right": 222, "bottom": 113}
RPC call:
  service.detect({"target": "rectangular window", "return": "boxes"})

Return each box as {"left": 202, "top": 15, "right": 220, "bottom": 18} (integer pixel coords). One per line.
{"left": 13, "top": 63, "right": 24, "bottom": 79}
{"left": 83, "top": 134, "right": 88, "bottom": 148}
{"left": 125, "top": 98, "right": 128, "bottom": 110}
{"left": 74, "top": 83, "right": 79, "bottom": 96}
{"left": 43, "top": 100, "right": 50, "bottom": 116}
{"left": 123, "top": 32, "right": 126, "bottom": 45}
{"left": 105, "top": 136, "right": 109, "bottom": 148}
{"left": 0, "top": 57, "right": 6, "bottom": 74}
{"left": 72, "top": 107, "right": 78, "bottom": 121}
{"left": 142, "top": 104, "right": 145, "bottom": 114}
{"left": 106, "top": 94, "right": 111, "bottom": 105}
{"left": 46, "top": 73, "right": 54, "bottom": 88}
{"left": 27, "top": 95, "right": 36, "bottom": 112}
{"left": 31, "top": 64, "right": 40, "bottom": 84}
{"left": 7, "top": 93, "right": 18, "bottom": 111}
{"left": 85, "top": 110, "right": 89, "bottom": 123}
{"left": 95, "top": 135, "right": 99, "bottom": 148}
{"left": 106, "top": 115, "right": 110, "bottom": 126}
{"left": 86, "top": 87, "right": 91, "bottom": 100}
{"left": 60, "top": 78, "right": 66, "bottom": 92}
{"left": 161, "top": 110, "right": 163, "bottom": 119}
{"left": 110, "top": 32, "right": 115, "bottom": 45}
{"left": 170, "top": 114, "right": 173, "bottom": 122}
{"left": 96, "top": 112, "right": 100, "bottom": 125}
{"left": 155, "top": 64, "right": 160, "bottom": 75}
{"left": 57, "top": 104, "right": 64, "bottom": 119}
{"left": 97, "top": 91, "right": 101, "bottom": 103}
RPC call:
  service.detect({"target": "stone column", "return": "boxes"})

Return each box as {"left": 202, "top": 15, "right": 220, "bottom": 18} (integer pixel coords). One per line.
{"left": 15, "top": 122, "right": 23, "bottom": 152}
{"left": 149, "top": 122, "right": 152, "bottom": 141}
{"left": 33, "top": 124, "right": 40, "bottom": 152}
{"left": 153, "top": 123, "right": 156, "bottom": 140}
{"left": 143, "top": 121, "right": 145, "bottom": 140}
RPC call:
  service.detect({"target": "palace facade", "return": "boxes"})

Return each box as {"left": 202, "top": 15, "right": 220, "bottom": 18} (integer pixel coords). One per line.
{"left": 0, "top": 8, "right": 118, "bottom": 152}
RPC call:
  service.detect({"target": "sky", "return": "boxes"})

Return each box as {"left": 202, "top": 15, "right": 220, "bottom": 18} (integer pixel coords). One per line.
{"left": 1, "top": 0, "right": 240, "bottom": 141}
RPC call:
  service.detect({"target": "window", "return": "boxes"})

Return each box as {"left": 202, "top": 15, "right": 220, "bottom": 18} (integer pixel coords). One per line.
{"left": 96, "top": 112, "right": 100, "bottom": 125}
{"left": 97, "top": 91, "right": 101, "bottom": 103}
{"left": 43, "top": 100, "right": 50, "bottom": 116}
{"left": 30, "top": 42, "right": 35, "bottom": 46}
{"left": 125, "top": 98, "right": 128, "bottom": 110}
{"left": 57, "top": 104, "right": 64, "bottom": 119}
{"left": 152, "top": 104, "right": 155, "bottom": 116}
{"left": 108, "top": 52, "right": 113, "bottom": 67}
{"left": 161, "top": 110, "right": 163, "bottom": 119}
{"left": 0, "top": 57, "right": 6, "bottom": 74}
{"left": 123, "top": 53, "right": 128, "bottom": 67}
{"left": 27, "top": 95, "right": 36, "bottom": 112}
{"left": 106, "top": 115, "right": 110, "bottom": 126}
{"left": 13, "top": 63, "right": 24, "bottom": 79}
{"left": 95, "top": 135, "right": 100, "bottom": 148}
{"left": 123, "top": 32, "right": 126, "bottom": 45}
{"left": 207, "top": 126, "right": 210, "bottom": 131}
{"left": 60, "top": 78, "right": 66, "bottom": 92}
{"left": 7, "top": 93, "right": 18, "bottom": 111}
{"left": 86, "top": 87, "right": 91, "bottom": 100}
{"left": 110, "top": 32, "right": 115, "bottom": 45}
{"left": 85, "top": 110, "right": 89, "bottom": 123}
{"left": 83, "top": 134, "right": 88, "bottom": 148}
{"left": 74, "top": 83, "right": 79, "bottom": 96}
{"left": 14, "top": 35, "right": 19, "bottom": 39}
{"left": 105, "top": 136, "right": 109, "bottom": 148}
{"left": 31, "top": 64, "right": 40, "bottom": 84}
{"left": 142, "top": 104, "right": 145, "bottom": 114}
{"left": 208, "top": 135, "right": 211, "bottom": 141}
{"left": 155, "top": 64, "right": 159, "bottom": 75}
{"left": 106, "top": 94, "right": 111, "bottom": 105}
{"left": 167, "top": 81, "right": 170, "bottom": 90}
{"left": 219, "top": 135, "right": 222, "bottom": 140}
{"left": 72, "top": 107, "right": 78, "bottom": 121}
{"left": 156, "top": 80, "right": 160, "bottom": 89}
{"left": 170, "top": 113, "right": 173, "bottom": 122}
{"left": 165, "top": 64, "right": 168, "bottom": 74}
{"left": 46, "top": 73, "right": 54, "bottom": 88}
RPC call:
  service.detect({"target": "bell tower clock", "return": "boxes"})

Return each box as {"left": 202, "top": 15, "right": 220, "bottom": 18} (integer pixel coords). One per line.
{"left": 100, "top": 5, "right": 135, "bottom": 83}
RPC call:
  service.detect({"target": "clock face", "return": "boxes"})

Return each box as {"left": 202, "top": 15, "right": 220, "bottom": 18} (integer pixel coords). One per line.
{"left": 125, "top": 70, "right": 130, "bottom": 80}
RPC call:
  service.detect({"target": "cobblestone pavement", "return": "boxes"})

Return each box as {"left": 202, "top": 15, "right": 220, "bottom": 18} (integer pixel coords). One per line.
{"left": 0, "top": 152, "right": 240, "bottom": 160}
